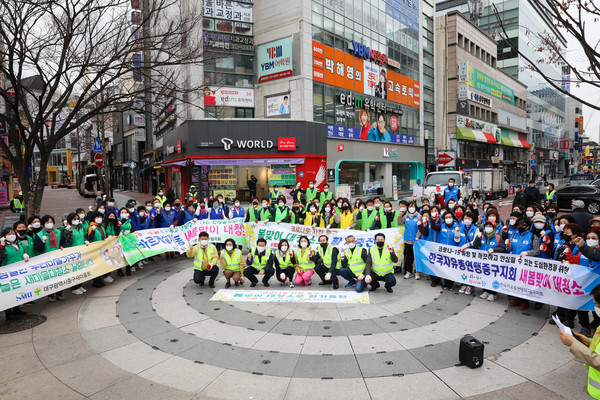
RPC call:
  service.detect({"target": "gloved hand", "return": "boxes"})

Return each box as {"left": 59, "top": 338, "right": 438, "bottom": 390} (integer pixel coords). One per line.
{"left": 92, "top": 225, "right": 97, "bottom": 231}
{"left": 0, "top": 237, "right": 5, "bottom": 246}
{"left": 298, "top": 269, "right": 304, "bottom": 275}
{"left": 88, "top": 205, "right": 93, "bottom": 211}
{"left": 460, "top": 244, "right": 468, "bottom": 252}
{"left": 85, "top": 240, "right": 90, "bottom": 245}
{"left": 170, "top": 225, "right": 174, "bottom": 230}
{"left": 502, "top": 225, "right": 508, "bottom": 232}
{"left": 357, "top": 274, "right": 364, "bottom": 281}
{"left": 42, "top": 235, "right": 48, "bottom": 243}
{"left": 476, "top": 231, "right": 482, "bottom": 239}
{"left": 417, "top": 220, "right": 422, "bottom": 226}
{"left": 540, "top": 243, "right": 547, "bottom": 252}
{"left": 23, "top": 253, "right": 29, "bottom": 262}
{"left": 542, "top": 235, "right": 550, "bottom": 244}
{"left": 365, "top": 275, "right": 372, "bottom": 284}
{"left": 325, "top": 272, "right": 331, "bottom": 281}
{"left": 280, "top": 272, "right": 286, "bottom": 281}
{"left": 488, "top": 249, "right": 494, "bottom": 254}
{"left": 505, "top": 239, "right": 510, "bottom": 246}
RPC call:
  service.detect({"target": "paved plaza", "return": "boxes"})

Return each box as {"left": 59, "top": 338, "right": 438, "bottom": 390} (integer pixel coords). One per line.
{"left": 0, "top": 188, "right": 592, "bottom": 399}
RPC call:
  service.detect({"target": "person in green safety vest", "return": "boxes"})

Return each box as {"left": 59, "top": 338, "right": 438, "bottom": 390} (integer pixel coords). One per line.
{"left": 382, "top": 201, "right": 400, "bottom": 229}
{"left": 33, "top": 215, "right": 68, "bottom": 301}
{"left": 219, "top": 238, "right": 244, "bottom": 288}
{"left": 245, "top": 198, "right": 261, "bottom": 223}
{"left": 185, "top": 185, "right": 198, "bottom": 203}
{"left": 244, "top": 238, "right": 274, "bottom": 287}
{"left": 339, "top": 235, "right": 368, "bottom": 292}
{"left": 186, "top": 231, "right": 219, "bottom": 288}
{"left": 364, "top": 233, "right": 398, "bottom": 293}
{"left": 155, "top": 187, "right": 167, "bottom": 206}
{"left": 258, "top": 198, "right": 275, "bottom": 222}
{"left": 314, "top": 235, "right": 340, "bottom": 289}
{"left": 10, "top": 191, "right": 25, "bottom": 216}
{"left": 559, "top": 284, "right": 600, "bottom": 399}
{"left": 0, "top": 227, "right": 30, "bottom": 319}
{"left": 274, "top": 239, "right": 297, "bottom": 287}
{"left": 274, "top": 196, "right": 290, "bottom": 223}
{"left": 305, "top": 180, "right": 319, "bottom": 204}
{"left": 269, "top": 185, "right": 280, "bottom": 205}
{"left": 318, "top": 184, "right": 333, "bottom": 211}
{"left": 544, "top": 183, "right": 557, "bottom": 205}
{"left": 361, "top": 199, "right": 383, "bottom": 231}
{"left": 285, "top": 200, "right": 305, "bottom": 224}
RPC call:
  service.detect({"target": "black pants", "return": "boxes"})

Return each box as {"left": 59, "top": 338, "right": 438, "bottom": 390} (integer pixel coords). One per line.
{"left": 244, "top": 266, "right": 275, "bottom": 284}
{"left": 404, "top": 243, "right": 414, "bottom": 273}
{"left": 315, "top": 264, "right": 339, "bottom": 285}
{"left": 276, "top": 265, "right": 295, "bottom": 283}
{"left": 193, "top": 267, "right": 219, "bottom": 286}
{"left": 370, "top": 272, "right": 396, "bottom": 288}
{"left": 559, "top": 308, "right": 591, "bottom": 328}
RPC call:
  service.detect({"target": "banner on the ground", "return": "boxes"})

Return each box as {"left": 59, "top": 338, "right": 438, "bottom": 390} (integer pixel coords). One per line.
{"left": 210, "top": 289, "right": 370, "bottom": 304}
{"left": 0, "top": 238, "right": 127, "bottom": 311}
{"left": 244, "top": 222, "right": 405, "bottom": 259}
{"left": 414, "top": 240, "right": 600, "bottom": 311}
{"left": 119, "top": 218, "right": 246, "bottom": 264}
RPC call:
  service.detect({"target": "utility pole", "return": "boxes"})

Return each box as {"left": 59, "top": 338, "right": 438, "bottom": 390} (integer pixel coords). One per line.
{"left": 142, "top": 0, "right": 153, "bottom": 194}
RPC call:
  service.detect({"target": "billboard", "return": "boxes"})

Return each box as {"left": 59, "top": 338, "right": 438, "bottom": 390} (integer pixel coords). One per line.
{"left": 466, "top": 65, "right": 514, "bottom": 105}
{"left": 257, "top": 36, "right": 293, "bottom": 83}
{"left": 265, "top": 94, "right": 291, "bottom": 117}
{"left": 204, "top": 87, "right": 254, "bottom": 108}
{"left": 202, "top": 0, "right": 253, "bottom": 23}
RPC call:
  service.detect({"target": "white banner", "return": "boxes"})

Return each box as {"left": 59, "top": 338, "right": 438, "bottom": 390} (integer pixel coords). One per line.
{"left": 210, "top": 289, "right": 370, "bottom": 304}
{"left": 414, "top": 240, "right": 600, "bottom": 311}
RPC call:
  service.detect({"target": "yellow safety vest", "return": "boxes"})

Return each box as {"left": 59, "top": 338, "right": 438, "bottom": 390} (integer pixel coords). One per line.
{"left": 318, "top": 244, "right": 335, "bottom": 268}
{"left": 588, "top": 336, "right": 600, "bottom": 398}
{"left": 295, "top": 248, "right": 315, "bottom": 270}
{"left": 339, "top": 211, "right": 354, "bottom": 229}
{"left": 251, "top": 249, "right": 271, "bottom": 270}
{"left": 276, "top": 251, "right": 293, "bottom": 269}
{"left": 369, "top": 245, "right": 394, "bottom": 276}
{"left": 345, "top": 247, "right": 366, "bottom": 275}
{"left": 222, "top": 249, "right": 242, "bottom": 271}
{"left": 304, "top": 212, "right": 315, "bottom": 226}
{"left": 194, "top": 244, "right": 217, "bottom": 271}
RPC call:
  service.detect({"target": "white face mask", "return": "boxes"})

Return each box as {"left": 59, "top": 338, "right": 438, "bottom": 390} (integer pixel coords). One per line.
{"left": 200, "top": 239, "right": 209, "bottom": 246}
{"left": 399, "top": 208, "right": 407, "bottom": 213}
{"left": 367, "top": 206, "right": 374, "bottom": 211}
{"left": 558, "top": 224, "right": 565, "bottom": 232}
{"left": 337, "top": 203, "right": 342, "bottom": 208}
{"left": 484, "top": 226, "right": 494, "bottom": 234}
{"left": 385, "top": 207, "right": 392, "bottom": 212}
{"left": 95, "top": 218, "right": 103, "bottom": 224}
{"left": 128, "top": 208, "right": 135, "bottom": 213}
{"left": 154, "top": 204, "right": 160, "bottom": 209}
{"left": 121, "top": 214, "right": 129, "bottom": 219}
{"left": 445, "top": 218, "right": 454, "bottom": 225}
{"left": 374, "top": 203, "right": 381, "bottom": 208}
{"left": 235, "top": 202, "right": 240, "bottom": 207}
{"left": 300, "top": 241, "right": 308, "bottom": 248}
{"left": 107, "top": 202, "right": 114, "bottom": 207}
{"left": 464, "top": 219, "right": 472, "bottom": 226}
{"left": 32, "top": 222, "right": 41, "bottom": 229}
{"left": 526, "top": 211, "right": 534, "bottom": 218}
{"left": 448, "top": 203, "right": 455, "bottom": 209}
{"left": 347, "top": 242, "right": 356, "bottom": 249}
{"left": 431, "top": 212, "right": 438, "bottom": 218}
{"left": 325, "top": 207, "right": 331, "bottom": 213}
{"left": 72, "top": 220, "right": 80, "bottom": 226}
{"left": 225, "top": 245, "right": 234, "bottom": 251}
{"left": 324, "top": 188, "right": 329, "bottom": 193}
{"left": 281, "top": 245, "right": 288, "bottom": 252}
{"left": 309, "top": 184, "right": 314, "bottom": 188}
{"left": 488, "top": 216, "right": 496, "bottom": 222}
{"left": 256, "top": 246, "right": 265, "bottom": 253}
{"left": 44, "top": 223, "right": 54, "bottom": 230}
{"left": 534, "top": 222, "right": 545, "bottom": 230}
{"left": 146, "top": 206, "right": 152, "bottom": 211}
{"left": 79, "top": 213, "right": 86, "bottom": 219}
{"left": 6, "top": 234, "right": 16, "bottom": 242}
{"left": 310, "top": 208, "right": 316, "bottom": 213}
{"left": 98, "top": 209, "right": 105, "bottom": 214}
{"left": 279, "top": 203, "right": 284, "bottom": 207}
{"left": 588, "top": 239, "right": 599, "bottom": 248}
{"left": 262, "top": 203, "right": 268, "bottom": 208}
{"left": 158, "top": 192, "right": 163, "bottom": 196}
{"left": 408, "top": 207, "right": 415, "bottom": 213}
{"left": 448, "top": 182, "right": 454, "bottom": 187}
{"left": 165, "top": 207, "right": 171, "bottom": 211}
{"left": 509, "top": 219, "right": 516, "bottom": 226}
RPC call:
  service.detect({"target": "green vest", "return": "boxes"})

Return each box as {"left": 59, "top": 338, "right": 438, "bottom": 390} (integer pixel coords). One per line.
{"left": 545, "top": 190, "right": 556, "bottom": 200}
{"left": 71, "top": 226, "right": 86, "bottom": 246}
{"left": 104, "top": 223, "right": 118, "bottom": 236}
{"left": 269, "top": 190, "right": 279, "bottom": 203}
{"left": 383, "top": 211, "right": 399, "bottom": 229}
{"left": 369, "top": 245, "right": 393, "bottom": 276}
{"left": 290, "top": 212, "right": 302, "bottom": 225}
{"left": 295, "top": 248, "right": 315, "bottom": 270}
{"left": 354, "top": 210, "right": 362, "bottom": 230}
{"left": 361, "top": 209, "right": 378, "bottom": 231}
{"left": 248, "top": 207, "right": 259, "bottom": 222}
{"left": 36, "top": 229, "right": 62, "bottom": 253}
{"left": 588, "top": 341, "right": 600, "bottom": 398}
{"left": 345, "top": 247, "right": 366, "bottom": 275}
{"left": 194, "top": 244, "right": 217, "bottom": 271}
{"left": 222, "top": 249, "right": 242, "bottom": 271}
{"left": 16, "top": 236, "right": 33, "bottom": 256}
{"left": 276, "top": 251, "right": 293, "bottom": 269}
{"left": 275, "top": 206, "right": 289, "bottom": 222}
{"left": 318, "top": 244, "right": 334, "bottom": 268}
{"left": 13, "top": 198, "right": 24, "bottom": 215}
{"left": 2, "top": 242, "right": 25, "bottom": 266}
{"left": 319, "top": 192, "right": 333, "bottom": 209}
{"left": 155, "top": 194, "right": 167, "bottom": 206}
{"left": 306, "top": 187, "right": 318, "bottom": 202}
{"left": 251, "top": 249, "right": 271, "bottom": 270}
{"left": 259, "top": 207, "right": 272, "bottom": 222}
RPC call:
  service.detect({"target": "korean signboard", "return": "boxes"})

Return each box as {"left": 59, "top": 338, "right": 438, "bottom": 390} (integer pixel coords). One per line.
{"left": 204, "top": 87, "right": 254, "bottom": 108}
{"left": 257, "top": 36, "right": 293, "bottom": 83}
{"left": 458, "top": 84, "right": 492, "bottom": 108}
{"left": 202, "top": 32, "right": 254, "bottom": 52}
{"left": 202, "top": 0, "right": 253, "bottom": 23}
{"left": 266, "top": 94, "right": 291, "bottom": 117}
{"left": 466, "top": 65, "right": 514, "bottom": 105}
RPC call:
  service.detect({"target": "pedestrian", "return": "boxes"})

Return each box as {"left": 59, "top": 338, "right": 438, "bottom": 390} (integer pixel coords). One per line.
{"left": 512, "top": 184, "right": 527, "bottom": 209}
{"left": 185, "top": 185, "right": 198, "bottom": 203}
{"left": 305, "top": 180, "right": 319, "bottom": 204}
{"left": 315, "top": 235, "right": 340, "bottom": 289}
{"left": 33, "top": 215, "right": 67, "bottom": 301}
{"left": 444, "top": 178, "right": 460, "bottom": 204}
{"left": 10, "top": 191, "right": 25, "bottom": 217}
{"left": 339, "top": 235, "right": 368, "bottom": 293}
{"left": 220, "top": 238, "right": 244, "bottom": 288}
{"left": 274, "top": 239, "right": 296, "bottom": 288}
{"left": 247, "top": 175, "right": 258, "bottom": 199}
{"left": 244, "top": 238, "right": 274, "bottom": 287}
{"left": 524, "top": 180, "right": 541, "bottom": 206}
{"left": 365, "top": 233, "right": 398, "bottom": 293}
{"left": 572, "top": 200, "right": 594, "bottom": 234}
{"left": 186, "top": 231, "right": 219, "bottom": 288}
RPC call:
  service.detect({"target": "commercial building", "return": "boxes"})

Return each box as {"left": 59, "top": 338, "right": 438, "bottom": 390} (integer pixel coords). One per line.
{"left": 564, "top": 96, "right": 583, "bottom": 174}
{"left": 435, "top": 11, "right": 528, "bottom": 184}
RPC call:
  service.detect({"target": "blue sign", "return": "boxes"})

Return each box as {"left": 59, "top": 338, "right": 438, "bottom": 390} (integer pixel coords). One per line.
{"left": 326, "top": 125, "right": 415, "bottom": 146}
{"left": 385, "top": 0, "right": 419, "bottom": 33}
{"left": 93, "top": 138, "right": 103, "bottom": 154}
{"left": 530, "top": 159, "right": 537, "bottom": 165}
{"left": 531, "top": 165, "right": 537, "bottom": 171}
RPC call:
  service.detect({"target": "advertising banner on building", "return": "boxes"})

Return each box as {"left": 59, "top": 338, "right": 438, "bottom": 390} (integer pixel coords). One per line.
{"left": 202, "top": 0, "right": 253, "bottom": 23}
{"left": 456, "top": 115, "right": 500, "bottom": 144}
{"left": 466, "top": 65, "right": 515, "bottom": 105}
{"left": 0, "top": 238, "right": 127, "bottom": 311}
{"left": 266, "top": 94, "right": 291, "bottom": 117}
{"left": 415, "top": 240, "right": 600, "bottom": 311}
{"left": 210, "top": 289, "right": 370, "bottom": 304}
{"left": 257, "top": 36, "right": 293, "bottom": 83}
{"left": 204, "top": 87, "right": 254, "bottom": 108}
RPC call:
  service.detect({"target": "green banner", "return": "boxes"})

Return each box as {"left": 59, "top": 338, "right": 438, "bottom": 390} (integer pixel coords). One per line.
{"left": 467, "top": 66, "right": 514, "bottom": 105}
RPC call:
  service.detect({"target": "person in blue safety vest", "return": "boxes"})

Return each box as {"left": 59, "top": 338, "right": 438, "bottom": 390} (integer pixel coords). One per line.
{"left": 506, "top": 217, "right": 540, "bottom": 311}
{"left": 443, "top": 178, "right": 460, "bottom": 204}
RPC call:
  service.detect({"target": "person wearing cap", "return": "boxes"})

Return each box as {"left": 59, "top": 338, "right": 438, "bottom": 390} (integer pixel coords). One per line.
{"left": 10, "top": 191, "right": 25, "bottom": 216}
{"left": 460, "top": 219, "right": 506, "bottom": 300}
{"left": 506, "top": 217, "right": 540, "bottom": 310}
{"left": 572, "top": 200, "right": 593, "bottom": 234}
{"left": 185, "top": 185, "right": 198, "bottom": 203}
{"left": 532, "top": 214, "right": 554, "bottom": 260}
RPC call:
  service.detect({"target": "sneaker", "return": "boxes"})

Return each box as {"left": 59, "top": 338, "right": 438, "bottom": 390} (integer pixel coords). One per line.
{"left": 104, "top": 276, "right": 114, "bottom": 283}
{"left": 415, "top": 273, "right": 421, "bottom": 280}
{"left": 79, "top": 287, "right": 87, "bottom": 293}
{"left": 386, "top": 286, "right": 394, "bottom": 293}
{"left": 289, "top": 283, "right": 295, "bottom": 288}
{"left": 225, "top": 282, "right": 231, "bottom": 288}
{"left": 345, "top": 282, "right": 355, "bottom": 288}
{"left": 130, "top": 267, "right": 136, "bottom": 272}
{"left": 57, "top": 294, "right": 65, "bottom": 301}
{"left": 464, "top": 286, "right": 472, "bottom": 295}
{"left": 137, "top": 264, "right": 144, "bottom": 269}
{"left": 480, "top": 292, "right": 489, "bottom": 300}
{"left": 72, "top": 288, "right": 84, "bottom": 295}
{"left": 487, "top": 294, "right": 497, "bottom": 302}
{"left": 509, "top": 299, "right": 521, "bottom": 307}
{"left": 48, "top": 295, "right": 56, "bottom": 302}
{"left": 404, "top": 272, "right": 413, "bottom": 279}
{"left": 519, "top": 302, "right": 529, "bottom": 310}
{"left": 458, "top": 285, "right": 467, "bottom": 294}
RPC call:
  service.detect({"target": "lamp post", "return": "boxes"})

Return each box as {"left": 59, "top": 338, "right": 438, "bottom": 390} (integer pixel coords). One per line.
{"left": 424, "top": 129, "right": 429, "bottom": 175}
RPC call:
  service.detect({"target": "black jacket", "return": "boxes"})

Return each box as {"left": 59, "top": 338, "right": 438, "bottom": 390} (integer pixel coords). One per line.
{"left": 572, "top": 208, "right": 593, "bottom": 234}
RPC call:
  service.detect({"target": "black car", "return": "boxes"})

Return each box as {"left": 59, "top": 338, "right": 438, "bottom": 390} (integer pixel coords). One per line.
{"left": 556, "top": 185, "right": 600, "bottom": 214}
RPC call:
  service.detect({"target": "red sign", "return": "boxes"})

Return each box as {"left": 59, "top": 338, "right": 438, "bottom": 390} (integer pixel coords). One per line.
{"left": 390, "top": 116, "right": 398, "bottom": 131}
{"left": 337, "top": 144, "right": 345, "bottom": 151}
{"left": 173, "top": 167, "right": 181, "bottom": 173}
{"left": 131, "top": 0, "right": 140, "bottom": 9}
{"left": 177, "top": 140, "right": 181, "bottom": 153}
{"left": 579, "top": 116, "right": 584, "bottom": 137}
{"left": 94, "top": 153, "right": 104, "bottom": 168}
{"left": 438, "top": 153, "right": 455, "bottom": 166}
{"left": 277, "top": 137, "right": 296, "bottom": 151}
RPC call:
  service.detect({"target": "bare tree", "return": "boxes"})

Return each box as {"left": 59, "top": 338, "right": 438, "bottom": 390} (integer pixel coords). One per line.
{"left": 491, "top": 0, "right": 600, "bottom": 111}
{"left": 0, "top": 0, "right": 208, "bottom": 218}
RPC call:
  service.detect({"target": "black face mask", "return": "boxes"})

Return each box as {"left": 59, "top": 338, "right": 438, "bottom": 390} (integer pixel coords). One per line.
{"left": 320, "top": 243, "right": 327, "bottom": 249}
{"left": 518, "top": 226, "right": 528, "bottom": 233}
{"left": 292, "top": 206, "right": 299, "bottom": 211}
{"left": 174, "top": 203, "right": 181, "bottom": 207}
{"left": 563, "top": 234, "right": 572, "bottom": 242}
{"left": 342, "top": 205, "right": 349, "bottom": 210}
{"left": 376, "top": 241, "right": 385, "bottom": 248}
{"left": 253, "top": 202, "right": 258, "bottom": 206}
{"left": 547, "top": 212, "right": 556, "bottom": 218}
{"left": 17, "top": 229, "right": 26, "bottom": 236}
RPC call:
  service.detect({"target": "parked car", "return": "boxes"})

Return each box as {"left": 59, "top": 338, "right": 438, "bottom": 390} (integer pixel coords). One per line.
{"left": 567, "top": 173, "right": 595, "bottom": 186}
{"left": 556, "top": 185, "right": 600, "bottom": 214}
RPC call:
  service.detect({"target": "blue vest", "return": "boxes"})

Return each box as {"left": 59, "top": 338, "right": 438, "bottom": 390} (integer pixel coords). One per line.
{"left": 181, "top": 210, "right": 195, "bottom": 224}
{"left": 231, "top": 207, "right": 245, "bottom": 218}
{"left": 479, "top": 234, "right": 500, "bottom": 251}
{"left": 510, "top": 230, "right": 534, "bottom": 254}
{"left": 444, "top": 186, "right": 459, "bottom": 203}
{"left": 161, "top": 210, "right": 177, "bottom": 227}
{"left": 210, "top": 208, "right": 224, "bottom": 220}
{"left": 404, "top": 215, "right": 420, "bottom": 241}
{"left": 458, "top": 223, "right": 478, "bottom": 246}
{"left": 438, "top": 222, "right": 459, "bottom": 246}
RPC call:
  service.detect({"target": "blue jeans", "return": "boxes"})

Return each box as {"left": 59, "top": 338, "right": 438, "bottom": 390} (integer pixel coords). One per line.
{"left": 339, "top": 267, "right": 366, "bottom": 293}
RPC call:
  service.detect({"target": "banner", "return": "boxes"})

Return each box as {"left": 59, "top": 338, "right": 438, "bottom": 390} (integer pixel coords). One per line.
{"left": 119, "top": 218, "right": 246, "bottom": 265}
{"left": 210, "top": 289, "right": 370, "bottom": 304}
{"left": 414, "top": 240, "right": 600, "bottom": 311}
{"left": 0, "top": 238, "right": 127, "bottom": 311}
{"left": 244, "top": 221, "right": 405, "bottom": 259}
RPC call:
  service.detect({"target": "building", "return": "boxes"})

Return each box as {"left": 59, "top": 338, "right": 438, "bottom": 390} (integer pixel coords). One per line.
{"left": 435, "top": 11, "right": 529, "bottom": 184}
{"left": 564, "top": 96, "right": 583, "bottom": 174}
{"left": 155, "top": 0, "right": 432, "bottom": 201}
{"left": 436, "top": 0, "right": 568, "bottom": 181}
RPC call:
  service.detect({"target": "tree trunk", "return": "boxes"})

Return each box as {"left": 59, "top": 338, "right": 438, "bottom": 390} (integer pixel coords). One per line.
{"left": 24, "top": 155, "right": 50, "bottom": 221}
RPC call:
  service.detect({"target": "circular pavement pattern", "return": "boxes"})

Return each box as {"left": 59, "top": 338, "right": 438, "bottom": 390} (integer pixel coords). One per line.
{"left": 77, "top": 259, "right": 583, "bottom": 399}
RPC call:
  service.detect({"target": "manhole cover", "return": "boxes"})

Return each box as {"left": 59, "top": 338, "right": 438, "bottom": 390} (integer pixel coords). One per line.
{"left": 0, "top": 315, "right": 47, "bottom": 334}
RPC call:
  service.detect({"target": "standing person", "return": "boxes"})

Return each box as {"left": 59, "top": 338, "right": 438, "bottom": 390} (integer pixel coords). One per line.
{"left": 10, "top": 191, "right": 25, "bottom": 217}
{"left": 195, "top": 199, "right": 210, "bottom": 221}
{"left": 13, "top": 221, "right": 34, "bottom": 259}
{"left": 319, "top": 184, "right": 333, "bottom": 211}
{"left": 103, "top": 211, "right": 120, "bottom": 237}
{"left": 229, "top": 198, "right": 245, "bottom": 220}
{"left": 294, "top": 236, "right": 319, "bottom": 286}
{"left": 186, "top": 232, "right": 219, "bottom": 288}
{"left": 361, "top": 199, "right": 381, "bottom": 231}
{"left": 305, "top": 180, "right": 319, "bottom": 204}
{"left": 544, "top": 183, "right": 557, "bottom": 205}
{"left": 117, "top": 209, "right": 135, "bottom": 276}
{"left": 0, "top": 227, "right": 30, "bottom": 319}
{"left": 290, "top": 182, "right": 305, "bottom": 205}
{"left": 365, "top": 233, "right": 398, "bottom": 293}
{"left": 444, "top": 178, "right": 460, "bottom": 204}
{"left": 105, "top": 198, "right": 119, "bottom": 215}
{"left": 209, "top": 199, "right": 227, "bottom": 221}
{"left": 215, "top": 194, "right": 229, "bottom": 217}
{"left": 33, "top": 215, "right": 67, "bottom": 301}
{"left": 431, "top": 212, "right": 461, "bottom": 289}
{"left": 382, "top": 201, "right": 399, "bottom": 229}
{"left": 185, "top": 185, "right": 198, "bottom": 203}
{"left": 398, "top": 201, "right": 420, "bottom": 279}
{"left": 258, "top": 198, "right": 274, "bottom": 222}
{"left": 506, "top": 218, "right": 540, "bottom": 310}
{"left": 64, "top": 213, "right": 89, "bottom": 294}
{"left": 524, "top": 180, "right": 541, "bottom": 207}
{"left": 172, "top": 198, "right": 184, "bottom": 226}
{"left": 318, "top": 202, "right": 338, "bottom": 228}
{"left": 274, "top": 196, "right": 290, "bottom": 223}
{"left": 413, "top": 179, "right": 423, "bottom": 202}
{"left": 512, "top": 185, "right": 527, "bottom": 209}
{"left": 86, "top": 212, "right": 109, "bottom": 288}
{"left": 274, "top": 239, "right": 296, "bottom": 288}
{"left": 220, "top": 238, "right": 244, "bottom": 288}
{"left": 248, "top": 175, "right": 258, "bottom": 200}
{"left": 245, "top": 239, "right": 274, "bottom": 287}
{"left": 303, "top": 203, "right": 319, "bottom": 226}
{"left": 269, "top": 185, "right": 280, "bottom": 205}
{"left": 339, "top": 235, "right": 368, "bottom": 292}
{"left": 155, "top": 187, "right": 167, "bottom": 206}
{"left": 338, "top": 200, "right": 356, "bottom": 229}
{"left": 315, "top": 235, "right": 340, "bottom": 289}
{"left": 180, "top": 202, "right": 197, "bottom": 225}
{"left": 245, "top": 199, "right": 260, "bottom": 223}
{"left": 572, "top": 200, "right": 593, "bottom": 234}
{"left": 286, "top": 200, "right": 306, "bottom": 225}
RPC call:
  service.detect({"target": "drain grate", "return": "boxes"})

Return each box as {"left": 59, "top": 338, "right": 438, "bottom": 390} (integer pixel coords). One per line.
{"left": 0, "top": 315, "right": 47, "bottom": 334}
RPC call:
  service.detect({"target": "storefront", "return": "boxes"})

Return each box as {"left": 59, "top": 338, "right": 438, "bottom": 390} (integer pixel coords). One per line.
{"left": 161, "top": 120, "right": 327, "bottom": 203}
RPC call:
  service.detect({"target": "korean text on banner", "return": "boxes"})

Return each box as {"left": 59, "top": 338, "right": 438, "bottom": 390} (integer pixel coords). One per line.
{"left": 210, "top": 289, "right": 370, "bottom": 304}
{"left": 414, "top": 240, "right": 600, "bottom": 311}
{"left": 0, "top": 238, "right": 127, "bottom": 311}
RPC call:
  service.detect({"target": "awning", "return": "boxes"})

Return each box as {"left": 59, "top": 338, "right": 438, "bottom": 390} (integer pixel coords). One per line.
{"left": 161, "top": 161, "right": 187, "bottom": 167}
{"left": 456, "top": 126, "right": 497, "bottom": 144}
{"left": 500, "top": 129, "right": 531, "bottom": 148}
{"left": 192, "top": 158, "right": 305, "bottom": 166}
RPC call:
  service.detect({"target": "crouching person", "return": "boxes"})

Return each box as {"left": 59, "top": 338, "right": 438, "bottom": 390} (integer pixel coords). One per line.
{"left": 186, "top": 231, "right": 219, "bottom": 288}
